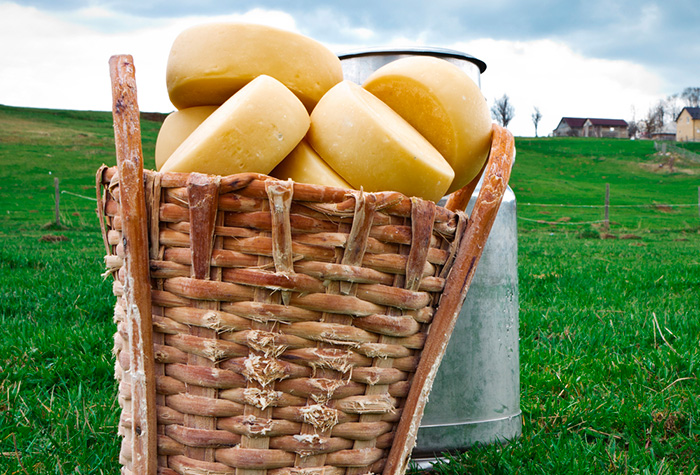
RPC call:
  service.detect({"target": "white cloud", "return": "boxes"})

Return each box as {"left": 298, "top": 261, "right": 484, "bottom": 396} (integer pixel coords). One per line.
{"left": 0, "top": 4, "right": 302, "bottom": 113}
{"left": 0, "top": 2, "right": 668, "bottom": 138}
{"left": 346, "top": 26, "right": 375, "bottom": 41}
{"left": 450, "top": 38, "right": 665, "bottom": 136}
{"left": 73, "top": 6, "right": 116, "bottom": 20}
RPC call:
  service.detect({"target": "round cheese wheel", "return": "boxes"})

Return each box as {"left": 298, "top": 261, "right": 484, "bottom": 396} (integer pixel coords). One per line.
{"left": 362, "top": 56, "right": 492, "bottom": 194}
{"left": 159, "top": 75, "right": 309, "bottom": 177}
{"left": 271, "top": 140, "right": 352, "bottom": 189}
{"left": 307, "top": 81, "right": 454, "bottom": 202}
{"left": 155, "top": 106, "right": 217, "bottom": 171}
{"left": 166, "top": 22, "right": 343, "bottom": 112}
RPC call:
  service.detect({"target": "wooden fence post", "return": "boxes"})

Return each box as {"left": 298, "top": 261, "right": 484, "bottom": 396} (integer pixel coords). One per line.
{"left": 54, "top": 177, "right": 60, "bottom": 227}
{"left": 604, "top": 183, "right": 610, "bottom": 230}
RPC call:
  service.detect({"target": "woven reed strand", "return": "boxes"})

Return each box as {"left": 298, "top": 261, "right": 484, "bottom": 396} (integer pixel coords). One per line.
{"left": 100, "top": 167, "right": 466, "bottom": 475}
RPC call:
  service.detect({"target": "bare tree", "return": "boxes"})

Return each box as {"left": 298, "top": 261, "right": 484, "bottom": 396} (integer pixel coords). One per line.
{"left": 664, "top": 93, "right": 683, "bottom": 122}
{"left": 641, "top": 101, "right": 665, "bottom": 137}
{"left": 491, "top": 94, "right": 515, "bottom": 128}
{"left": 531, "top": 107, "right": 542, "bottom": 137}
{"left": 681, "top": 87, "right": 700, "bottom": 107}
{"left": 628, "top": 106, "right": 639, "bottom": 139}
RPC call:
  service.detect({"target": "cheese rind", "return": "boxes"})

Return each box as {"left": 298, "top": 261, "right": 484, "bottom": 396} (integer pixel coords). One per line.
{"left": 271, "top": 140, "right": 353, "bottom": 189}
{"left": 155, "top": 106, "right": 217, "bottom": 171}
{"left": 166, "top": 22, "right": 343, "bottom": 112}
{"left": 362, "top": 56, "right": 492, "bottom": 194}
{"left": 159, "top": 75, "right": 309, "bottom": 176}
{"left": 307, "top": 81, "right": 454, "bottom": 202}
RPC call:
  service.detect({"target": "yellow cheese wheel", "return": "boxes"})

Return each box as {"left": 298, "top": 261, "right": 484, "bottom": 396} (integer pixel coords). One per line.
{"left": 271, "top": 140, "right": 352, "bottom": 189}
{"left": 160, "top": 75, "right": 309, "bottom": 176}
{"left": 307, "top": 81, "right": 454, "bottom": 202}
{"left": 166, "top": 22, "right": 343, "bottom": 112}
{"left": 362, "top": 56, "right": 492, "bottom": 194}
{"left": 155, "top": 106, "right": 217, "bottom": 171}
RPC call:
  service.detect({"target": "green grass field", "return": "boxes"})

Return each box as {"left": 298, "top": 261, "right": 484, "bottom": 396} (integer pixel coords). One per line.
{"left": 1, "top": 104, "right": 698, "bottom": 474}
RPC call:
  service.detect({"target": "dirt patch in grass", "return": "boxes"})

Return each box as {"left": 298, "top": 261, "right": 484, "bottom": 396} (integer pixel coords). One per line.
{"left": 637, "top": 161, "right": 699, "bottom": 176}
{"left": 40, "top": 234, "right": 69, "bottom": 242}
{"left": 653, "top": 203, "right": 677, "bottom": 213}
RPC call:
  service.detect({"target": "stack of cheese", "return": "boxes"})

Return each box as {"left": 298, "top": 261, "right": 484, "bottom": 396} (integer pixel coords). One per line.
{"left": 156, "top": 23, "right": 492, "bottom": 202}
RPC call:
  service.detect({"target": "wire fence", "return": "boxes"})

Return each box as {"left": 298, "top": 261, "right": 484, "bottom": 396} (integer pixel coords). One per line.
{"left": 2, "top": 179, "right": 699, "bottom": 235}
{"left": 654, "top": 142, "right": 700, "bottom": 163}
{"left": 517, "top": 189, "right": 700, "bottom": 231}
{"left": 60, "top": 190, "right": 97, "bottom": 202}
{"left": 0, "top": 178, "right": 100, "bottom": 233}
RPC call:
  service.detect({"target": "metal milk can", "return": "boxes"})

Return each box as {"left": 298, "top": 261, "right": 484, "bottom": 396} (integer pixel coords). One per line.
{"left": 338, "top": 48, "right": 521, "bottom": 466}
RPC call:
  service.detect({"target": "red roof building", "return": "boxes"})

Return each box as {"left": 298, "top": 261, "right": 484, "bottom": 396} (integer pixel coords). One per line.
{"left": 553, "top": 117, "right": 629, "bottom": 138}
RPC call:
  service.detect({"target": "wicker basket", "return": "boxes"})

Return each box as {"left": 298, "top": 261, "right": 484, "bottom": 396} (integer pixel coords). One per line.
{"left": 98, "top": 55, "right": 514, "bottom": 475}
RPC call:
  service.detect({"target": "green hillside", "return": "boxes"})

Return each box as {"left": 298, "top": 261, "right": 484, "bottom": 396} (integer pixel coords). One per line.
{"left": 511, "top": 137, "right": 700, "bottom": 232}
{"left": 0, "top": 105, "right": 698, "bottom": 473}
{"left": 0, "top": 104, "right": 161, "bottom": 234}
{"left": 2, "top": 104, "right": 698, "bottom": 238}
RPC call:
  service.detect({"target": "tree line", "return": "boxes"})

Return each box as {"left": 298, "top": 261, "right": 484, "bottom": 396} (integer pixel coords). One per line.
{"left": 490, "top": 87, "right": 700, "bottom": 138}
{"left": 490, "top": 94, "right": 542, "bottom": 137}
{"left": 630, "top": 87, "right": 700, "bottom": 138}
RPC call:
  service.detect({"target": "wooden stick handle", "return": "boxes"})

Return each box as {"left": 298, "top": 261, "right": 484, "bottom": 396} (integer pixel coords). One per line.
{"left": 384, "top": 124, "right": 515, "bottom": 475}
{"left": 109, "top": 54, "right": 158, "bottom": 475}
{"left": 445, "top": 123, "right": 509, "bottom": 213}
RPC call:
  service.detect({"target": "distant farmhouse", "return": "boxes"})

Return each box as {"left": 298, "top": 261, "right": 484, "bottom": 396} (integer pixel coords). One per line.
{"left": 651, "top": 122, "right": 677, "bottom": 141}
{"left": 553, "top": 117, "right": 629, "bottom": 138}
{"left": 676, "top": 107, "right": 700, "bottom": 142}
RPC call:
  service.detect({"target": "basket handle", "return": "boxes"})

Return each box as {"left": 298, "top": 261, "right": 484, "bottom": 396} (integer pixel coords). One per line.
{"left": 109, "top": 54, "right": 158, "bottom": 475}
{"left": 384, "top": 123, "right": 515, "bottom": 475}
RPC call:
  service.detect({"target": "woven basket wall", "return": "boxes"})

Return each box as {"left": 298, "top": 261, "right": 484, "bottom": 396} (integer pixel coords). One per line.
{"left": 98, "top": 167, "right": 470, "bottom": 475}
{"left": 101, "top": 54, "right": 514, "bottom": 475}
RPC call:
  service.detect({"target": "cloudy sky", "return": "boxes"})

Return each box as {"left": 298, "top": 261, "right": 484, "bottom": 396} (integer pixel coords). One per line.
{"left": 1, "top": 0, "right": 698, "bottom": 137}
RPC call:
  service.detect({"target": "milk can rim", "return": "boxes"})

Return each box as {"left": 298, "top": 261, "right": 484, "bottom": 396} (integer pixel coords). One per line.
{"left": 337, "top": 46, "right": 487, "bottom": 73}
